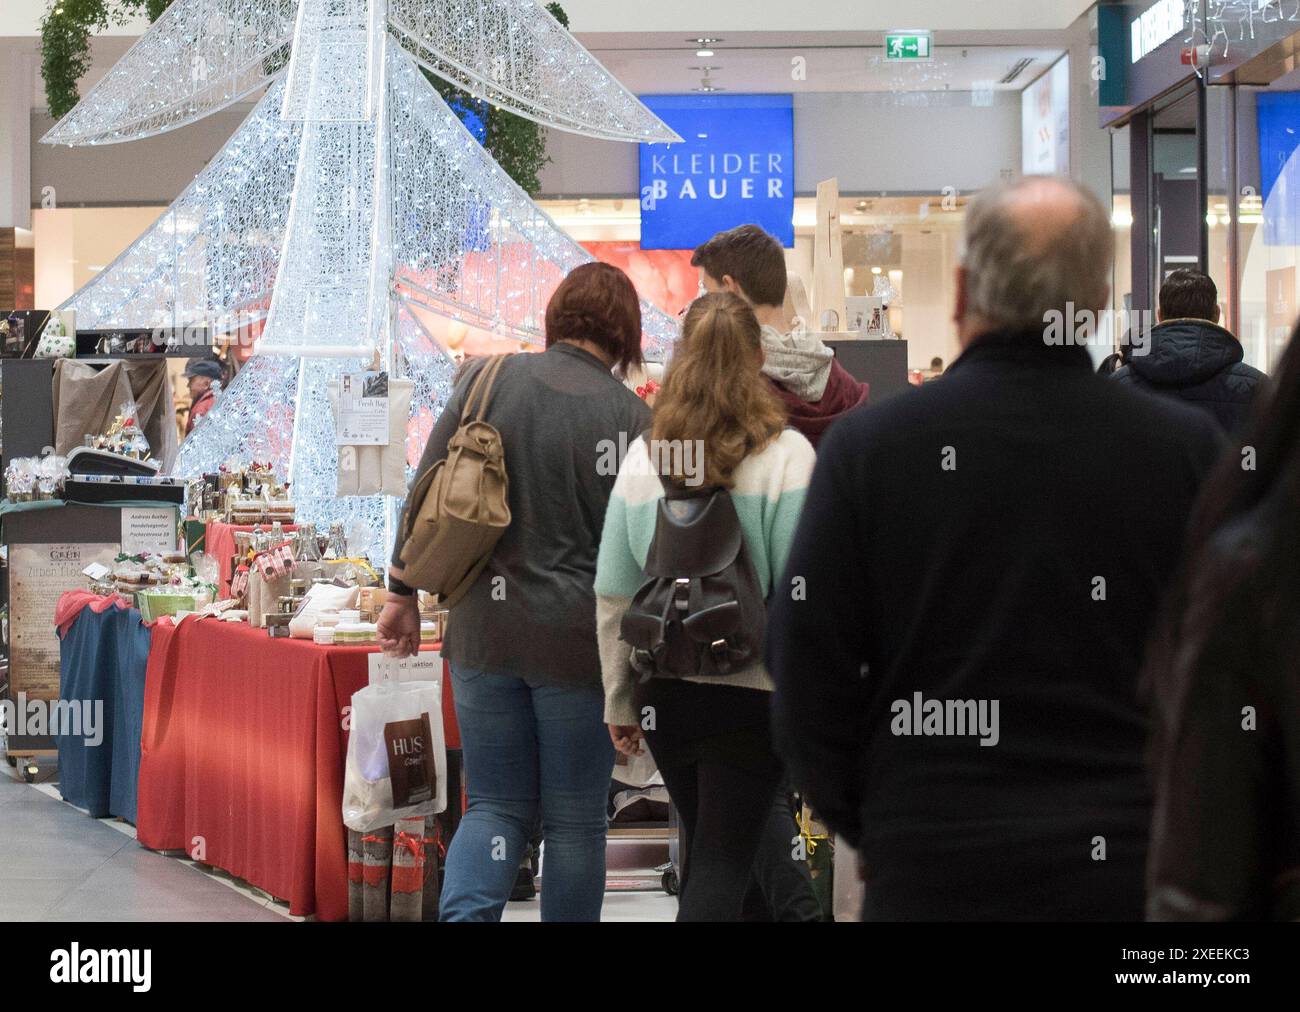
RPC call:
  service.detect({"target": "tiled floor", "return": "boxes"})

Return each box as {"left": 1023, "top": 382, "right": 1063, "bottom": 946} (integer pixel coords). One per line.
{"left": 0, "top": 763, "right": 677, "bottom": 922}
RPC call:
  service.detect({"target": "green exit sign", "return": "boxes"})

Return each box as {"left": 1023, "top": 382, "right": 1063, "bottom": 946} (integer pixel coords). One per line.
{"left": 885, "top": 30, "right": 933, "bottom": 61}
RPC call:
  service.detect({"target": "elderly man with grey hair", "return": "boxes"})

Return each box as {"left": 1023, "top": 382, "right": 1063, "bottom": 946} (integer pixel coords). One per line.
{"left": 767, "top": 176, "right": 1225, "bottom": 921}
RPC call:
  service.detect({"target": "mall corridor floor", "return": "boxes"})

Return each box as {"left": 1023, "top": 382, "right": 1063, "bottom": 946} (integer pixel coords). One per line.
{"left": 0, "top": 764, "right": 676, "bottom": 922}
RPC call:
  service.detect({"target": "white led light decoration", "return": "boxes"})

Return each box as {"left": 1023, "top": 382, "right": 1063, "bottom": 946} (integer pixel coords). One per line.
{"left": 41, "top": 0, "right": 300, "bottom": 147}
{"left": 53, "top": 0, "right": 681, "bottom": 560}
{"left": 387, "top": 0, "right": 682, "bottom": 142}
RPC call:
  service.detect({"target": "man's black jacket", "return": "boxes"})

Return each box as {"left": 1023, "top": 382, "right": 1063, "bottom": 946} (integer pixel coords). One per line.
{"left": 1113, "top": 317, "right": 1266, "bottom": 433}
{"left": 768, "top": 329, "right": 1224, "bottom": 920}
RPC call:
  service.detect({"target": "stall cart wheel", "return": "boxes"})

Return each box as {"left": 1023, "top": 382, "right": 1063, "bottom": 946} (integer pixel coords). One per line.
{"left": 22, "top": 763, "right": 38, "bottom": 783}
{"left": 661, "top": 867, "right": 679, "bottom": 896}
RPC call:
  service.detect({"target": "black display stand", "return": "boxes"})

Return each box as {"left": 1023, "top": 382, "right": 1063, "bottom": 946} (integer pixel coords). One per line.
{"left": 0, "top": 359, "right": 56, "bottom": 465}
{"left": 825, "top": 337, "right": 911, "bottom": 404}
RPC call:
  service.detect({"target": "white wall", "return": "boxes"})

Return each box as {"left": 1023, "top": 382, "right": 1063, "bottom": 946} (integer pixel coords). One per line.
{"left": 792, "top": 91, "right": 1020, "bottom": 195}
{"left": 0, "top": 46, "right": 34, "bottom": 228}
{"left": 554, "top": 0, "right": 1094, "bottom": 33}
{"left": 539, "top": 90, "right": 1022, "bottom": 199}
{"left": 0, "top": 1, "right": 1103, "bottom": 37}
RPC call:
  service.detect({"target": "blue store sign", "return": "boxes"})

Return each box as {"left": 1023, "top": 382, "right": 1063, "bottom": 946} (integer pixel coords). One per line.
{"left": 638, "top": 94, "right": 795, "bottom": 250}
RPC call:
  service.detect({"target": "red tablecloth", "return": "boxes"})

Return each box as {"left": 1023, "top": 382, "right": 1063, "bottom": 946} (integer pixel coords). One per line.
{"left": 205, "top": 521, "right": 299, "bottom": 599}
{"left": 136, "top": 618, "right": 453, "bottom": 920}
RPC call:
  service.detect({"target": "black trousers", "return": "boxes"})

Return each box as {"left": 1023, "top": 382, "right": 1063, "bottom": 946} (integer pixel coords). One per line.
{"left": 742, "top": 788, "right": 823, "bottom": 922}
{"left": 638, "top": 679, "right": 783, "bottom": 922}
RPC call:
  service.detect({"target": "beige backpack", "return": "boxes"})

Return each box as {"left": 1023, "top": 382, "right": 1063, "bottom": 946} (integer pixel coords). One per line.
{"left": 396, "top": 356, "right": 511, "bottom": 606}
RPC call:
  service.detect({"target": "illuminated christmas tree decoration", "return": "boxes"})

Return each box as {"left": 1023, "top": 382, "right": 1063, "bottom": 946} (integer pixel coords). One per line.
{"left": 50, "top": 0, "right": 681, "bottom": 559}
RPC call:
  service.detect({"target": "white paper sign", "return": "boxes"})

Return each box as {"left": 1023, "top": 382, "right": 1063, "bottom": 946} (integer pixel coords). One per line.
{"left": 120, "top": 507, "right": 179, "bottom": 557}
{"left": 367, "top": 651, "right": 441, "bottom": 686}
{"left": 337, "top": 371, "right": 390, "bottom": 446}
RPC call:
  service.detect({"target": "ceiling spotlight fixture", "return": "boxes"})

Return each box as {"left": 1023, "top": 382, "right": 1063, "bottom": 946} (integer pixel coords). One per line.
{"left": 856, "top": 200, "right": 869, "bottom": 211}
{"left": 696, "top": 48, "right": 714, "bottom": 58}
{"left": 688, "top": 65, "right": 722, "bottom": 72}
{"left": 693, "top": 76, "right": 726, "bottom": 93}
{"left": 687, "top": 37, "right": 723, "bottom": 45}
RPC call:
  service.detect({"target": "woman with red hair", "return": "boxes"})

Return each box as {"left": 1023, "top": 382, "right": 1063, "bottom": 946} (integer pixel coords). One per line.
{"left": 380, "top": 262, "right": 650, "bottom": 922}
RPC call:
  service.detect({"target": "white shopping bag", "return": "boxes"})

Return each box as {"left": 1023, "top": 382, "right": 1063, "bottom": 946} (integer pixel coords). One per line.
{"left": 343, "top": 679, "right": 447, "bottom": 832}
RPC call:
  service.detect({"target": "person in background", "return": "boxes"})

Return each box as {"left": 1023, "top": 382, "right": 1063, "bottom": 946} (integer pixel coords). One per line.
{"left": 691, "top": 223, "right": 864, "bottom": 921}
{"left": 1112, "top": 268, "right": 1266, "bottom": 432}
{"left": 183, "top": 358, "right": 224, "bottom": 435}
{"left": 378, "top": 262, "right": 651, "bottom": 922}
{"left": 767, "top": 177, "right": 1224, "bottom": 920}
{"left": 693, "top": 224, "right": 869, "bottom": 449}
{"left": 925, "top": 356, "right": 945, "bottom": 382}
{"left": 1144, "top": 317, "right": 1300, "bottom": 921}
{"left": 595, "top": 292, "right": 816, "bottom": 921}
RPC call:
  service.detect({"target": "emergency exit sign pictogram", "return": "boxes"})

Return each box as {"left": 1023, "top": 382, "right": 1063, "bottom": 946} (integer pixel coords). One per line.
{"left": 885, "top": 31, "right": 933, "bottom": 61}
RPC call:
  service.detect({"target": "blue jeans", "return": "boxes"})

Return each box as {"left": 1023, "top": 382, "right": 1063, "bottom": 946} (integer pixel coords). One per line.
{"left": 439, "top": 665, "right": 614, "bottom": 922}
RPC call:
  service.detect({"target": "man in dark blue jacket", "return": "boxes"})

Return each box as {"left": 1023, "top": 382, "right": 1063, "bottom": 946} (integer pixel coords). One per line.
{"left": 768, "top": 178, "right": 1224, "bottom": 921}
{"left": 1113, "top": 269, "right": 1265, "bottom": 432}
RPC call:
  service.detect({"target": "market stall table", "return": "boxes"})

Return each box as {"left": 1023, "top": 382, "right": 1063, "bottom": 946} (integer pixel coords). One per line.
{"left": 55, "top": 591, "right": 152, "bottom": 822}
{"left": 136, "top": 617, "right": 455, "bottom": 921}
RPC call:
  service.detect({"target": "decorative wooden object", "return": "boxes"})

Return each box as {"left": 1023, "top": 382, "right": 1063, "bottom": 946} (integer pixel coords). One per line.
{"left": 812, "top": 179, "right": 847, "bottom": 333}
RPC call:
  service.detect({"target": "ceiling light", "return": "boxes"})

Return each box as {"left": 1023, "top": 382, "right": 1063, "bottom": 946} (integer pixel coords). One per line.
{"left": 871, "top": 266, "right": 882, "bottom": 275}
{"left": 999, "top": 58, "right": 1033, "bottom": 85}
{"left": 687, "top": 37, "right": 722, "bottom": 45}
{"left": 696, "top": 48, "right": 714, "bottom": 58}
{"left": 688, "top": 65, "right": 721, "bottom": 72}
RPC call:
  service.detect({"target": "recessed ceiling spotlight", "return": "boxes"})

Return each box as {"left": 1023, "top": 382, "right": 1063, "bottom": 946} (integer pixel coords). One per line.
{"left": 687, "top": 37, "right": 723, "bottom": 45}
{"left": 688, "top": 65, "right": 722, "bottom": 72}
{"left": 856, "top": 200, "right": 869, "bottom": 211}
{"left": 696, "top": 48, "right": 714, "bottom": 57}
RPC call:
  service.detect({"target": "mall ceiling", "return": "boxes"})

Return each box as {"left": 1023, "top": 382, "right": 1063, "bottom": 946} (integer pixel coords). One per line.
{"left": 1, "top": 0, "right": 1099, "bottom": 36}
{"left": 6, "top": 1, "right": 1085, "bottom": 105}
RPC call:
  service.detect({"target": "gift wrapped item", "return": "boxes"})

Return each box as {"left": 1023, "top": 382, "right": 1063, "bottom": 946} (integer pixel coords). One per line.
{"left": 247, "top": 570, "right": 291, "bottom": 628}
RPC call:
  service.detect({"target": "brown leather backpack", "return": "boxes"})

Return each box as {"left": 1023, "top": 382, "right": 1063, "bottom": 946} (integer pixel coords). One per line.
{"left": 396, "top": 355, "right": 511, "bottom": 606}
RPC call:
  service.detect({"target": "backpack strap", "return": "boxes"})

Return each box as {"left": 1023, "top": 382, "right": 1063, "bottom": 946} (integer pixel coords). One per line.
{"left": 459, "top": 355, "right": 507, "bottom": 424}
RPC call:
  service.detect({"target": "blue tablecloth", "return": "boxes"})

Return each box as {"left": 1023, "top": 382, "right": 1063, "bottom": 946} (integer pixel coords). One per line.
{"left": 56, "top": 604, "right": 151, "bottom": 822}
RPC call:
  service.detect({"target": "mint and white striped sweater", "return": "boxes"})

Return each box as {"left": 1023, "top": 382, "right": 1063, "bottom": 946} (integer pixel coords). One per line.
{"left": 594, "top": 429, "right": 816, "bottom": 725}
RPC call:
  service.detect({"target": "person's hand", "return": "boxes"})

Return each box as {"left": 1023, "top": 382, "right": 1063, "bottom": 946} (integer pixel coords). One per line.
{"left": 608, "top": 724, "right": 644, "bottom": 757}
{"left": 377, "top": 595, "right": 421, "bottom": 657}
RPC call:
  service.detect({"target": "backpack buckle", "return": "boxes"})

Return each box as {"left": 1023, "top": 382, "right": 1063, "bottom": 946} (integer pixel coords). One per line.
{"left": 709, "top": 639, "right": 732, "bottom": 674}
{"left": 673, "top": 577, "right": 690, "bottom": 612}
